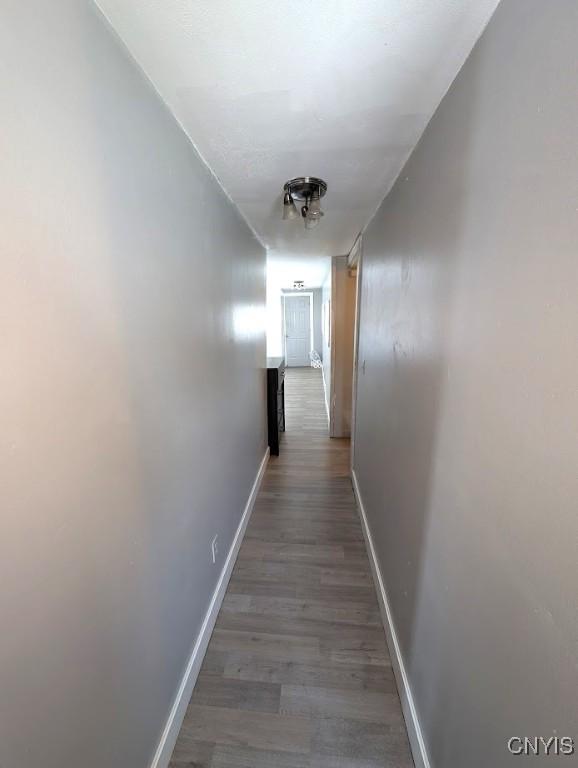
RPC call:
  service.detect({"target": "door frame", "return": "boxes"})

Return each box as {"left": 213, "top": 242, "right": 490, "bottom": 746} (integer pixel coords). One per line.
{"left": 282, "top": 292, "right": 314, "bottom": 366}
{"left": 348, "top": 235, "right": 363, "bottom": 471}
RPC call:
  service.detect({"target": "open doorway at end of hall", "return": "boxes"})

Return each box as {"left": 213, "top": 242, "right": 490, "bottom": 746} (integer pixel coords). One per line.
{"left": 283, "top": 292, "right": 313, "bottom": 367}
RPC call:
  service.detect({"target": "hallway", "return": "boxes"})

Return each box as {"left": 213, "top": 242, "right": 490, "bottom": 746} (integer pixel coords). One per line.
{"left": 169, "top": 367, "right": 413, "bottom": 767}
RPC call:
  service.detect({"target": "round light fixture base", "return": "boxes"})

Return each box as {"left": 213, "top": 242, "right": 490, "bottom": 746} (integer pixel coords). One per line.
{"left": 283, "top": 177, "right": 327, "bottom": 201}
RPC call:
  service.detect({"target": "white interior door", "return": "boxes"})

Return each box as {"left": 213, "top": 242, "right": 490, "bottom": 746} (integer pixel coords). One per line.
{"left": 285, "top": 295, "right": 311, "bottom": 366}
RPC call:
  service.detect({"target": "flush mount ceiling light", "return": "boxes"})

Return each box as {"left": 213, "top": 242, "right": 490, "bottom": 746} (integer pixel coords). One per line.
{"left": 282, "top": 177, "right": 327, "bottom": 230}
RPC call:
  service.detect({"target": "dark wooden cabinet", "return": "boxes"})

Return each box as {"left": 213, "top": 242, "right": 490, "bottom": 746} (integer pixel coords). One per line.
{"left": 267, "top": 357, "right": 285, "bottom": 455}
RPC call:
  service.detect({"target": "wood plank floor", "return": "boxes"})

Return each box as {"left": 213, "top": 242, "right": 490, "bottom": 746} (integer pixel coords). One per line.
{"left": 169, "top": 367, "right": 413, "bottom": 768}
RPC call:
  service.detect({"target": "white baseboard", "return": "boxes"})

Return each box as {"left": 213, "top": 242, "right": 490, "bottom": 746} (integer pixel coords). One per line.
{"left": 149, "top": 448, "right": 270, "bottom": 768}
{"left": 351, "top": 469, "right": 431, "bottom": 768}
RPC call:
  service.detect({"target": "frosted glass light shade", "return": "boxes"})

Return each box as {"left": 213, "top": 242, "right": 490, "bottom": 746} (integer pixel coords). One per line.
{"left": 308, "top": 196, "right": 321, "bottom": 216}
{"left": 304, "top": 215, "right": 320, "bottom": 230}
{"left": 282, "top": 192, "right": 299, "bottom": 220}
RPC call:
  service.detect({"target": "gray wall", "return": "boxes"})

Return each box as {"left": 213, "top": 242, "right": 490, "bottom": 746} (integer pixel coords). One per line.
{"left": 0, "top": 3, "right": 266, "bottom": 768}
{"left": 354, "top": 1, "right": 578, "bottom": 766}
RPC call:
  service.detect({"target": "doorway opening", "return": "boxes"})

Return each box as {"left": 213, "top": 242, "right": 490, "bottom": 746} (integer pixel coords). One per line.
{"left": 283, "top": 292, "right": 313, "bottom": 367}
{"left": 265, "top": 256, "right": 330, "bottom": 439}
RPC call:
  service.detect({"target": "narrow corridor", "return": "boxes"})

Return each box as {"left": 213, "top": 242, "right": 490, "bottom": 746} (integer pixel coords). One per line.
{"left": 169, "top": 367, "right": 413, "bottom": 767}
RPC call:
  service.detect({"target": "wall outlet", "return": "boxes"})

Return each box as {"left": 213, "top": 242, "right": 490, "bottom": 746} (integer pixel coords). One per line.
{"left": 211, "top": 535, "right": 218, "bottom": 564}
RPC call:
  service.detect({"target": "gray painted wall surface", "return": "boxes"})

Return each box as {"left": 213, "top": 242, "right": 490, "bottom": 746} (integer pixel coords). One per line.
{"left": 0, "top": 3, "right": 266, "bottom": 768}
{"left": 354, "top": 1, "right": 578, "bottom": 766}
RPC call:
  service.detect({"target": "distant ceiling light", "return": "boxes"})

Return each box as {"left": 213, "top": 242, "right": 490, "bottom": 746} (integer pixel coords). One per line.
{"left": 282, "top": 177, "right": 327, "bottom": 230}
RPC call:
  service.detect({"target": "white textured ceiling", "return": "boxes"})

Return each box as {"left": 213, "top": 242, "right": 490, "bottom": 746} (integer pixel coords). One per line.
{"left": 96, "top": 0, "right": 499, "bottom": 258}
